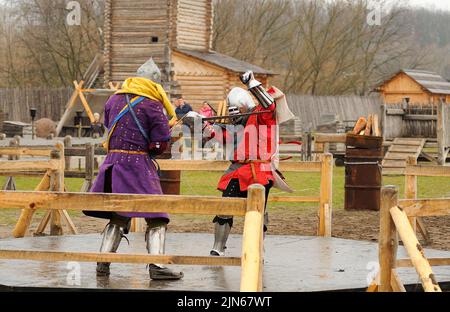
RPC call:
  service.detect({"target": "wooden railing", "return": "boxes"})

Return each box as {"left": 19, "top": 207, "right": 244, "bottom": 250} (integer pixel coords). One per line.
{"left": 377, "top": 186, "right": 450, "bottom": 292}
{"left": 404, "top": 157, "right": 450, "bottom": 243}
{"left": 0, "top": 184, "right": 266, "bottom": 292}
{"left": 0, "top": 142, "right": 77, "bottom": 236}
{"left": 155, "top": 153, "right": 334, "bottom": 237}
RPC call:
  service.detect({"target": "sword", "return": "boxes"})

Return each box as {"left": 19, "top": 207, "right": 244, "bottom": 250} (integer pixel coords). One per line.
{"left": 201, "top": 110, "right": 272, "bottom": 123}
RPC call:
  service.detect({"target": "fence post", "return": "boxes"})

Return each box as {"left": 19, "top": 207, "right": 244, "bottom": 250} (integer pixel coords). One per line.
{"left": 437, "top": 100, "right": 448, "bottom": 165}
{"left": 405, "top": 156, "right": 417, "bottom": 232}
{"left": 240, "top": 184, "right": 265, "bottom": 292}
{"left": 379, "top": 186, "right": 399, "bottom": 292}
{"left": 64, "top": 135, "right": 72, "bottom": 170}
{"left": 319, "top": 153, "right": 333, "bottom": 237}
{"left": 50, "top": 142, "right": 65, "bottom": 236}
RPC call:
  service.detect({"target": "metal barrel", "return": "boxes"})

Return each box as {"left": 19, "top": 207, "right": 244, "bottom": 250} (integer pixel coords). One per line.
{"left": 344, "top": 134, "right": 383, "bottom": 211}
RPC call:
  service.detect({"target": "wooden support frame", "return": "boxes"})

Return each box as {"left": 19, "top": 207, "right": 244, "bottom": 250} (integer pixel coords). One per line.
{"left": 0, "top": 184, "right": 265, "bottom": 292}
{"left": 376, "top": 186, "right": 448, "bottom": 292}
{"left": 1, "top": 142, "right": 77, "bottom": 237}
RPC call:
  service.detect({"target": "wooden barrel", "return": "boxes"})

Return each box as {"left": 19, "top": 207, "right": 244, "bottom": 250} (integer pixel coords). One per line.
{"left": 156, "top": 140, "right": 181, "bottom": 195}
{"left": 344, "top": 134, "right": 383, "bottom": 211}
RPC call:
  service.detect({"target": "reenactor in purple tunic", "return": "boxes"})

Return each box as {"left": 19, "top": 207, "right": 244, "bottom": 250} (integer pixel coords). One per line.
{"left": 84, "top": 58, "right": 183, "bottom": 280}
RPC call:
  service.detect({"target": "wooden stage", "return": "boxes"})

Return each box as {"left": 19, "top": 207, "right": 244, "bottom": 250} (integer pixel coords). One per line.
{"left": 1, "top": 233, "right": 450, "bottom": 292}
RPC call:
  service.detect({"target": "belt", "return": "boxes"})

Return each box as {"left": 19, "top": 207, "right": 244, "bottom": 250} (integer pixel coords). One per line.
{"left": 235, "top": 160, "right": 271, "bottom": 182}
{"left": 109, "top": 149, "right": 148, "bottom": 155}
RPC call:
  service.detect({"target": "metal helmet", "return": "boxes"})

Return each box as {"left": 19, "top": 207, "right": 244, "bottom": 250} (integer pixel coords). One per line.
{"left": 136, "top": 57, "right": 162, "bottom": 84}
{"left": 226, "top": 87, "right": 256, "bottom": 113}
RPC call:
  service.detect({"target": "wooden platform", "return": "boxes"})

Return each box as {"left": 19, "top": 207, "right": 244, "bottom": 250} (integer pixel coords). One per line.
{"left": 1, "top": 233, "right": 450, "bottom": 292}
{"left": 382, "top": 138, "right": 426, "bottom": 175}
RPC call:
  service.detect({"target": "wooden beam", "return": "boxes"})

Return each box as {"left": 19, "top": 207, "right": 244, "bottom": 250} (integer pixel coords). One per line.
{"left": 391, "top": 269, "right": 406, "bottom": 292}
{"left": 404, "top": 165, "right": 450, "bottom": 177}
{"left": 405, "top": 157, "right": 418, "bottom": 233}
{"left": 397, "top": 258, "right": 450, "bottom": 267}
{"left": 0, "top": 250, "right": 241, "bottom": 266}
{"left": 0, "top": 160, "right": 60, "bottom": 172}
{"left": 399, "top": 199, "right": 450, "bottom": 217}
{"left": 379, "top": 186, "right": 399, "bottom": 292}
{"left": 314, "top": 133, "right": 346, "bottom": 144}
{"left": 390, "top": 206, "right": 441, "bottom": 292}
{"left": 269, "top": 196, "right": 320, "bottom": 203}
{"left": 12, "top": 171, "right": 51, "bottom": 238}
{"left": 0, "top": 191, "right": 247, "bottom": 216}
{"left": 157, "top": 160, "right": 322, "bottom": 172}
{"left": 319, "top": 153, "right": 333, "bottom": 237}
{"left": 240, "top": 184, "right": 265, "bottom": 292}
{"left": 0, "top": 147, "right": 52, "bottom": 157}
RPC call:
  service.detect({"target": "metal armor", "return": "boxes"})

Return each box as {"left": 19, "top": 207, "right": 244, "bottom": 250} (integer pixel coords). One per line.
{"left": 240, "top": 71, "right": 274, "bottom": 109}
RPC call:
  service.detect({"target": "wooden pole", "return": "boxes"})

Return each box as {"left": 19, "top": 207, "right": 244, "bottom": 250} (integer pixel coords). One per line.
{"left": 12, "top": 171, "right": 51, "bottom": 238}
{"left": 50, "top": 142, "right": 65, "bottom": 236}
{"left": 390, "top": 206, "right": 442, "bottom": 292}
{"left": 379, "top": 186, "right": 399, "bottom": 292}
{"left": 240, "top": 184, "right": 265, "bottom": 292}
{"left": 319, "top": 153, "right": 333, "bottom": 237}
{"left": 437, "top": 100, "right": 446, "bottom": 165}
{"left": 64, "top": 136, "right": 72, "bottom": 170}
{"left": 405, "top": 156, "right": 417, "bottom": 232}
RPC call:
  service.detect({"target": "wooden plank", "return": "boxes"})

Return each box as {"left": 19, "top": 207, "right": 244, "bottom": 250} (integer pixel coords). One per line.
{"left": 269, "top": 196, "right": 320, "bottom": 203}
{"left": 240, "top": 184, "right": 265, "bottom": 292}
{"left": 390, "top": 206, "right": 441, "bottom": 292}
{"left": 314, "top": 133, "right": 346, "bottom": 144}
{"left": 382, "top": 160, "right": 406, "bottom": 168}
{"left": 0, "top": 160, "right": 60, "bottom": 172}
{"left": 393, "top": 138, "right": 425, "bottom": 145}
{"left": 399, "top": 199, "right": 450, "bottom": 217}
{"left": 0, "top": 250, "right": 241, "bottom": 266}
{"left": 397, "top": 258, "right": 450, "bottom": 267}
{"left": 0, "top": 147, "right": 52, "bottom": 157}
{"left": 379, "top": 186, "right": 399, "bottom": 292}
{"left": 390, "top": 146, "right": 422, "bottom": 153}
{"left": 384, "top": 152, "right": 416, "bottom": 160}
{"left": 0, "top": 191, "right": 247, "bottom": 216}
{"left": 157, "top": 160, "right": 322, "bottom": 172}
{"left": 405, "top": 165, "right": 450, "bottom": 177}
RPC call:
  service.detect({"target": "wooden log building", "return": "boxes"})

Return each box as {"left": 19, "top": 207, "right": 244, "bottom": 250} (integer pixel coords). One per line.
{"left": 375, "top": 69, "right": 450, "bottom": 105}
{"left": 103, "top": 0, "right": 274, "bottom": 111}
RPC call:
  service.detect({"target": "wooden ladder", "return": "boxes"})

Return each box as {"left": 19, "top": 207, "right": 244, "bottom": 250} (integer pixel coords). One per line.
{"left": 382, "top": 138, "right": 426, "bottom": 175}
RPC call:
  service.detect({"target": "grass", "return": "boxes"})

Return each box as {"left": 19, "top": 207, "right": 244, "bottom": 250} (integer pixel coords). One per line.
{"left": 0, "top": 168, "right": 449, "bottom": 226}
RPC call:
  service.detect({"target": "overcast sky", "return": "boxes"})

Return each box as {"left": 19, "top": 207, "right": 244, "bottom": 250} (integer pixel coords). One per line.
{"left": 407, "top": 0, "right": 450, "bottom": 11}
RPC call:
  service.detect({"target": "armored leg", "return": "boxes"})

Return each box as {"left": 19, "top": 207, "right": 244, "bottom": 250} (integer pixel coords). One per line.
{"left": 96, "top": 214, "right": 130, "bottom": 276}
{"left": 210, "top": 216, "right": 233, "bottom": 256}
{"left": 145, "top": 218, "right": 183, "bottom": 280}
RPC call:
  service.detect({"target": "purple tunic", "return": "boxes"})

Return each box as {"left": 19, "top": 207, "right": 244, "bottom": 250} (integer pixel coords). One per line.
{"left": 90, "top": 94, "right": 171, "bottom": 220}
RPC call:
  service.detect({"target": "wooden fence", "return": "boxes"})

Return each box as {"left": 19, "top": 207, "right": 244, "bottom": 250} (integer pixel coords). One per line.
{"left": 377, "top": 186, "right": 450, "bottom": 292}
{"left": 0, "top": 184, "right": 266, "bottom": 292}
{"left": 0, "top": 142, "right": 77, "bottom": 236}
{"left": 0, "top": 88, "right": 73, "bottom": 122}
{"left": 286, "top": 94, "right": 382, "bottom": 132}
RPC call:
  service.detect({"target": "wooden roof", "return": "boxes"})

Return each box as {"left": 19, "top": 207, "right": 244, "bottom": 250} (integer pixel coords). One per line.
{"left": 176, "top": 49, "right": 275, "bottom": 75}
{"left": 377, "top": 69, "right": 450, "bottom": 95}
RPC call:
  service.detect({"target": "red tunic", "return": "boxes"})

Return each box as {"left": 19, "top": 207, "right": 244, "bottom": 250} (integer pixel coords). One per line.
{"left": 217, "top": 103, "right": 277, "bottom": 192}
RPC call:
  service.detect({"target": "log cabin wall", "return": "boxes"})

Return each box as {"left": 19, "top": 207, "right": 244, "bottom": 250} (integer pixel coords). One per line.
{"left": 173, "top": 0, "right": 213, "bottom": 51}
{"left": 379, "top": 72, "right": 450, "bottom": 105}
{"left": 172, "top": 51, "right": 227, "bottom": 110}
{"left": 104, "top": 0, "right": 172, "bottom": 84}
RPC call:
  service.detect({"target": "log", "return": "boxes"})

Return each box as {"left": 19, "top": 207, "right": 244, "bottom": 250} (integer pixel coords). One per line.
{"left": 390, "top": 206, "right": 441, "bottom": 292}
{"left": 399, "top": 198, "right": 450, "bottom": 217}
{"left": 0, "top": 250, "right": 241, "bottom": 266}
{"left": 390, "top": 269, "right": 406, "bottom": 292}
{"left": 379, "top": 186, "right": 399, "bottom": 292}
{"left": 0, "top": 191, "right": 248, "bottom": 216}
{"left": 12, "top": 171, "right": 51, "bottom": 238}
{"left": 240, "top": 184, "right": 265, "bottom": 292}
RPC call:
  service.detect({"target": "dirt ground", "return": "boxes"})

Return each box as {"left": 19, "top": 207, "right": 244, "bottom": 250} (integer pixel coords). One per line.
{"left": 1, "top": 209, "right": 449, "bottom": 251}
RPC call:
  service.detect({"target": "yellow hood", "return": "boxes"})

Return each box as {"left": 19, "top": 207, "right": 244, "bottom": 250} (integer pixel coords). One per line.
{"left": 116, "top": 77, "right": 177, "bottom": 126}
